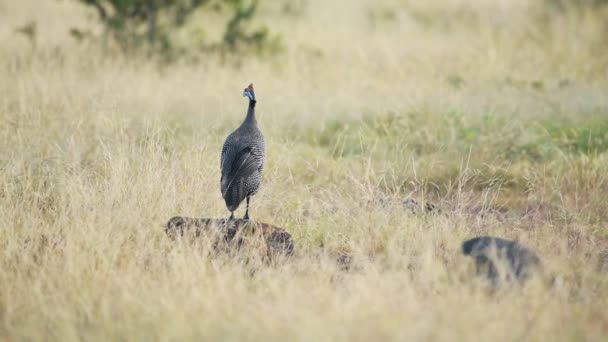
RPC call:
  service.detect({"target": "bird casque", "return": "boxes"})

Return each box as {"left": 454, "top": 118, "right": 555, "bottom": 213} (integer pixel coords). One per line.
{"left": 220, "top": 84, "right": 266, "bottom": 220}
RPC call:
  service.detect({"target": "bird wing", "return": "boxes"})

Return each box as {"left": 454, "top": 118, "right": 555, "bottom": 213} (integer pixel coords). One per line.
{"left": 220, "top": 146, "right": 261, "bottom": 197}
{"left": 221, "top": 144, "right": 230, "bottom": 172}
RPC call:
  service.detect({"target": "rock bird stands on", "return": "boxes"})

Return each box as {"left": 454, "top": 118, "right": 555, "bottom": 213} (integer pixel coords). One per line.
{"left": 220, "top": 84, "right": 266, "bottom": 220}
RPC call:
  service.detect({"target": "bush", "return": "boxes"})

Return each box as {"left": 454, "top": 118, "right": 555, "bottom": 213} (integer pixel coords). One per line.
{"left": 74, "top": 0, "right": 281, "bottom": 57}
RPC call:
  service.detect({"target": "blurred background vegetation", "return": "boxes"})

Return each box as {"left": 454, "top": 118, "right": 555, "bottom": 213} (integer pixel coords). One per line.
{"left": 8, "top": 0, "right": 608, "bottom": 64}
{"left": 3, "top": 0, "right": 608, "bottom": 207}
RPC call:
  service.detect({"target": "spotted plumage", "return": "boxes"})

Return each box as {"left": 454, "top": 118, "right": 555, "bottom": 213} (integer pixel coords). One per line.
{"left": 220, "top": 83, "right": 265, "bottom": 220}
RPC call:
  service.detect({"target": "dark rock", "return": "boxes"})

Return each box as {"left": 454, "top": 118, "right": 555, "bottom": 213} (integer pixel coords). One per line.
{"left": 462, "top": 236, "right": 541, "bottom": 285}
{"left": 165, "top": 216, "right": 295, "bottom": 260}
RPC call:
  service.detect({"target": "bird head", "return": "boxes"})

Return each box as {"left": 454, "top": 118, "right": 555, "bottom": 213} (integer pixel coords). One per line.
{"left": 243, "top": 83, "right": 256, "bottom": 102}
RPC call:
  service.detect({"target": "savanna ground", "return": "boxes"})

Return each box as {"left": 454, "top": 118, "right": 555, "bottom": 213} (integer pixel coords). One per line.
{"left": 1, "top": 0, "right": 608, "bottom": 340}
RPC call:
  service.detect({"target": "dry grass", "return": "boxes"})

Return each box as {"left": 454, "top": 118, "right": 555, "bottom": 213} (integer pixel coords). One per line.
{"left": 1, "top": 0, "right": 608, "bottom": 340}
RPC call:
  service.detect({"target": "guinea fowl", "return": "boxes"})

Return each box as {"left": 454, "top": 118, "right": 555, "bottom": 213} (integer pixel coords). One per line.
{"left": 220, "top": 84, "right": 266, "bottom": 220}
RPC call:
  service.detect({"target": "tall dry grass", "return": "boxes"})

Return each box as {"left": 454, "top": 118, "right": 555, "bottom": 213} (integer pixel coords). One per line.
{"left": 1, "top": 0, "right": 608, "bottom": 340}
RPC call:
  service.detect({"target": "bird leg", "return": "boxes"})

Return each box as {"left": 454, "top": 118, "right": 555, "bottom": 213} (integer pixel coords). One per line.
{"left": 244, "top": 197, "right": 250, "bottom": 220}
{"left": 229, "top": 212, "right": 235, "bottom": 220}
